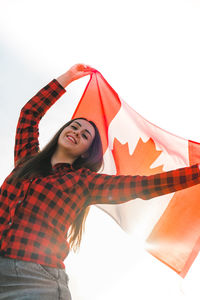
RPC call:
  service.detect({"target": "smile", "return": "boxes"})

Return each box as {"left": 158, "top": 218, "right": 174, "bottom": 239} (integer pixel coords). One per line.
{"left": 66, "top": 135, "right": 77, "bottom": 144}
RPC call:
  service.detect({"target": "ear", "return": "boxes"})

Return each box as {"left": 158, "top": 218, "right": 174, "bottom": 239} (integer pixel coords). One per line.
{"left": 81, "top": 152, "right": 89, "bottom": 159}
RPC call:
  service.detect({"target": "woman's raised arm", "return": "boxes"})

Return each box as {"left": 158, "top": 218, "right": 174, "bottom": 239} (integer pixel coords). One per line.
{"left": 14, "top": 64, "right": 93, "bottom": 166}
{"left": 14, "top": 80, "right": 66, "bottom": 166}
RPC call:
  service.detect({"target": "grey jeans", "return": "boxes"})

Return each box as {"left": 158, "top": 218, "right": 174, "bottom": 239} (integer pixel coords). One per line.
{"left": 0, "top": 256, "right": 72, "bottom": 300}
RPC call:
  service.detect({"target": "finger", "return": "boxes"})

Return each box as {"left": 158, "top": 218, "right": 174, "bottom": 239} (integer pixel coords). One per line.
{"left": 75, "top": 63, "right": 96, "bottom": 73}
{"left": 83, "top": 65, "right": 96, "bottom": 73}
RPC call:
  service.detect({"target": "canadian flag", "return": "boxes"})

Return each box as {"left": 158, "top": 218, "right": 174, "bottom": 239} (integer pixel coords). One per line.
{"left": 72, "top": 70, "right": 200, "bottom": 278}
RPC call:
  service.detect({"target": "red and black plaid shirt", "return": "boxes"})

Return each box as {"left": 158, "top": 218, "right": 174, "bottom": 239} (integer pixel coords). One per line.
{"left": 0, "top": 79, "right": 200, "bottom": 269}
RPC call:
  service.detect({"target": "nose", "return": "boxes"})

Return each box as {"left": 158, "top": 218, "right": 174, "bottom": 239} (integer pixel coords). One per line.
{"left": 73, "top": 129, "right": 80, "bottom": 137}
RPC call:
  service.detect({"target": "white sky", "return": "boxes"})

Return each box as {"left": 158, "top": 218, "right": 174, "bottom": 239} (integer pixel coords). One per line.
{"left": 1, "top": 0, "right": 200, "bottom": 299}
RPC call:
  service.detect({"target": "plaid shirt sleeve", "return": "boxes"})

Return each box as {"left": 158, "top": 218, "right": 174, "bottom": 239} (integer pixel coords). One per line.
{"left": 14, "top": 80, "right": 66, "bottom": 166}
{"left": 85, "top": 164, "right": 200, "bottom": 204}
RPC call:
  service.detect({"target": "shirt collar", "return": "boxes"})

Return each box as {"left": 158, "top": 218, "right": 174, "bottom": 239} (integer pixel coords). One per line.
{"left": 52, "top": 163, "right": 74, "bottom": 171}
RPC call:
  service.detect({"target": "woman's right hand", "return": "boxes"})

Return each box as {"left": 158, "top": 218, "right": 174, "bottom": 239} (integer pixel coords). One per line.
{"left": 56, "top": 64, "right": 96, "bottom": 88}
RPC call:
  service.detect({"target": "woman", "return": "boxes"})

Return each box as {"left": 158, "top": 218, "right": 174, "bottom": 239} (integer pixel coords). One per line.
{"left": 0, "top": 64, "right": 200, "bottom": 300}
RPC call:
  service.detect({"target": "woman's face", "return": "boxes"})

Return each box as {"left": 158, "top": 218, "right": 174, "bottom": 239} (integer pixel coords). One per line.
{"left": 58, "top": 119, "right": 95, "bottom": 160}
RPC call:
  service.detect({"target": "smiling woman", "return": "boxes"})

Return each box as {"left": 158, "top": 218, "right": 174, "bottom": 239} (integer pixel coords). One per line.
{"left": 52, "top": 119, "right": 96, "bottom": 166}
{"left": 1, "top": 64, "right": 200, "bottom": 300}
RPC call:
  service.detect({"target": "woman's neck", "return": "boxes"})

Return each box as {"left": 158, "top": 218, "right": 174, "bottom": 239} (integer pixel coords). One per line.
{"left": 51, "top": 148, "right": 75, "bottom": 167}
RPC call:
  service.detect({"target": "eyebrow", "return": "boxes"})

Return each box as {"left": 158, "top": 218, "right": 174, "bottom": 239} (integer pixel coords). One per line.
{"left": 74, "top": 121, "right": 92, "bottom": 137}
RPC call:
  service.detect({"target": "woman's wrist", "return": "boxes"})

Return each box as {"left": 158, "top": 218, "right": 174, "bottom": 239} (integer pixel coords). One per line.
{"left": 56, "top": 72, "right": 72, "bottom": 88}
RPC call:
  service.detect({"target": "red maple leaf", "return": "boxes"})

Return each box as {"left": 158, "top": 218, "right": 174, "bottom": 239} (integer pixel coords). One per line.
{"left": 112, "top": 137, "right": 164, "bottom": 176}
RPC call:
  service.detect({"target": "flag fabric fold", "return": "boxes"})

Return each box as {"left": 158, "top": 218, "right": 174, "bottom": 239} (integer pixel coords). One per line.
{"left": 72, "top": 70, "right": 200, "bottom": 278}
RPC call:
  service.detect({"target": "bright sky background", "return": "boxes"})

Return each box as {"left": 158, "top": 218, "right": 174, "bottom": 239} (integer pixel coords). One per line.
{"left": 1, "top": 0, "right": 200, "bottom": 299}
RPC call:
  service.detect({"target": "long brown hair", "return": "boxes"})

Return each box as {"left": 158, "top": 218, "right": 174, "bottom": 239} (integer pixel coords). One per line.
{"left": 11, "top": 118, "right": 103, "bottom": 251}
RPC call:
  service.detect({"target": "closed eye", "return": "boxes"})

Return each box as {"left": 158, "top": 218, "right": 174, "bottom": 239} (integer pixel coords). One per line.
{"left": 71, "top": 125, "right": 88, "bottom": 139}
